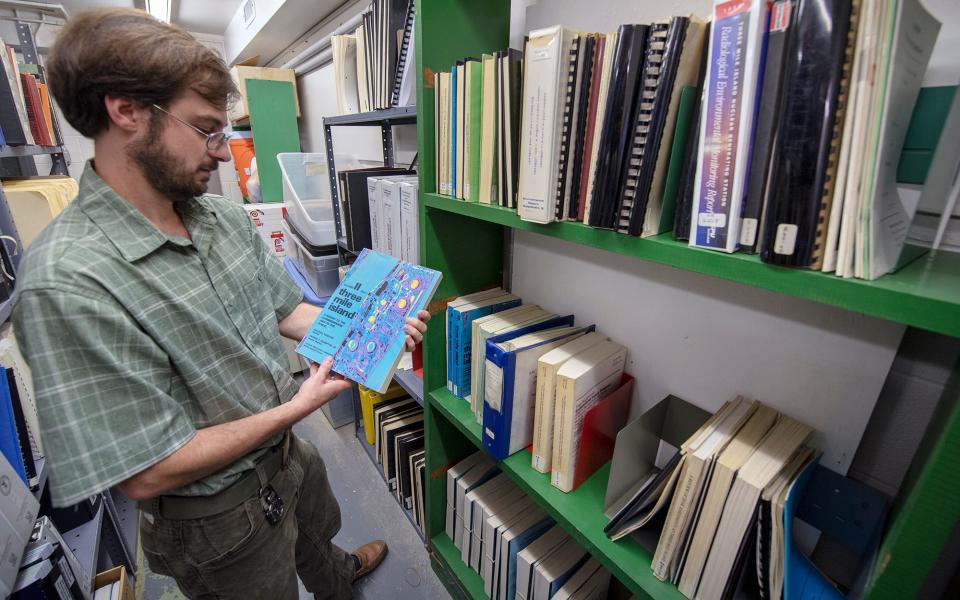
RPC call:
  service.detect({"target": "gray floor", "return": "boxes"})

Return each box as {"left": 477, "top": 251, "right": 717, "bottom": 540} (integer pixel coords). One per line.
{"left": 137, "top": 408, "right": 449, "bottom": 599}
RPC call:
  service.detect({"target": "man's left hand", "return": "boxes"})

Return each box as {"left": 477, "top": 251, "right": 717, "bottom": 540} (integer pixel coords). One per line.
{"left": 403, "top": 310, "right": 431, "bottom": 351}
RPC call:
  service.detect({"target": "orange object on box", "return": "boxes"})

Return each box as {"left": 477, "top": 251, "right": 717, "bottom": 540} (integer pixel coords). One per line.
{"left": 229, "top": 136, "right": 256, "bottom": 200}
{"left": 571, "top": 373, "right": 634, "bottom": 491}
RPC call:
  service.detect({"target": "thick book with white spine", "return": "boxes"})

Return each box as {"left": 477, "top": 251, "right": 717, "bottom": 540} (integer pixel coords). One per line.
{"left": 550, "top": 340, "right": 627, "bottom": 492}
{"left": 531, "top": 331, "right": 608, "bottom": 473}
{"left": 381, "top": 176, "right": 416, "bottom": 259}
{"left": 398, "top": 181, "right": 419, "bottom": 263}
{"left": 517, "top": 25, "right": 578, "bottom": 224}
{"left": 367, "top": 177, "right": 385, "bottom": 252}
{"left": 689, "top": 0, "right": 769, "bottom": 252}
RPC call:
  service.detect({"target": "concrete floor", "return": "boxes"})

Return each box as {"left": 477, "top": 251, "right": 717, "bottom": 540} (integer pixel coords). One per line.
{"left": 137, "top": 408, "right": 449, "bottom": 600}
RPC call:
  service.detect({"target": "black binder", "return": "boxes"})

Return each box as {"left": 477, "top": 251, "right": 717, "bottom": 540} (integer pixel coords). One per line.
{"left": 742, "top": 0, "right": 796, "bottom": 253}
{"left": 391, "top": 0, "right": 416, "bottom": 107}
{"left": 568, "top": 34, "right": 597, "bottom": 220}
{"left": 587, "top": 24, "right": 648, "bottom": 229}
{"left": 760, "top": 0, "right": 852, "bottom": 267}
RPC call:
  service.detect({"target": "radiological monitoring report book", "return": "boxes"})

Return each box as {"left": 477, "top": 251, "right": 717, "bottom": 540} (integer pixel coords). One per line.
{"left": 297, "top": 249, "right": 441, "bottom": 393}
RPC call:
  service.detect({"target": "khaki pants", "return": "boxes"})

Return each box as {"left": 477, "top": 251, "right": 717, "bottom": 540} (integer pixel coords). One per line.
{"left": 139, "top": 436, "right": 355, "bottom": 599}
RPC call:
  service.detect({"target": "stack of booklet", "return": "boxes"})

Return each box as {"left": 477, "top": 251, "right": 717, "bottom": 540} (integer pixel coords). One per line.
{"left": 445, "top": 451, "right": 613, "bottom": 600}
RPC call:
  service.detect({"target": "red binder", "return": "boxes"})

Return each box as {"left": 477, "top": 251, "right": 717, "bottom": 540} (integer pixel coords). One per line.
{"left": 571, "top": 373, "right": 633, "bottom": 491}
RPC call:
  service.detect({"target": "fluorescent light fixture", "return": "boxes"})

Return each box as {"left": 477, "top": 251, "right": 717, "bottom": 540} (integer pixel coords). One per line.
{"left": 145, "top": 0, "right": 171, "bottom": 23}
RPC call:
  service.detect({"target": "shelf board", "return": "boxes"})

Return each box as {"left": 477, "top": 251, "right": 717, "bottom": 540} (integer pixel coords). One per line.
{"left": 394, "top": 368, "right": 424, "bottom": 406}
{"left": 64, "top": 503, "right": 104, "bottom": 588}
{"left": 0, "top": 144, "right": 65, "bottom": 157}
{"left": 431, "top": 533, "right": 488, "bottom": 600}
{"left": 323, "top": 106, "right": 416, "bottom": 127}
{"left": 356, "top": 425, "right": 425, "bottom": 542}
{"left": 107, "top": 488, "right": 139, "bottom": 570}
{"left": 424, "top": 194, "right": 960, "bottom": 337}
{"left": 428, "top": 388, "right": 685, "bottom": 600}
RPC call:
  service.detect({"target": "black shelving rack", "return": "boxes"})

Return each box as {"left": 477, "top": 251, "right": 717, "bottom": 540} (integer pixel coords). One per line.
{"left": 322, "top": 106, "right": 417, "bottom": 264}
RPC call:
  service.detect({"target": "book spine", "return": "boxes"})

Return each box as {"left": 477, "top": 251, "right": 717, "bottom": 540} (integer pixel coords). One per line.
{"left": 531, "top": 362, "right": 554, "bottom": 473}
{"left": 553, "top": 36, "right": 581, "bottom": 221}
{"left": 740, "top": 0, "right": 792, "bottom": 253}
{"left": 616, "top": 24, "right": 668, "bottom": 235}
{"left": 446, "top": 305, "right": 456, "bottom": 392}
{"left": 451, "top": 65, "right": 457, "bottom": 198}
{"left": 690, "top": 0, "right": 768, "bottom": 252}
{"left": 434, "top": 71, "right": 441, "bottom": 193}
{"left": 551, "top": 373, "right": 573, "bottom": 491}
{"left": 578, "top": 35, "right": 607, "bottom": 221}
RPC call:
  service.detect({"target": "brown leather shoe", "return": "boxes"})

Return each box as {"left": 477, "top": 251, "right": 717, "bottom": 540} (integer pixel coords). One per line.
{"left": 352, "top": 540, "right": 388, "bottom": 582}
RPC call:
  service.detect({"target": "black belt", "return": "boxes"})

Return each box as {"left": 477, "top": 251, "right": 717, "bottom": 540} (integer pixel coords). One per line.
{"left": 139, "top": 431, "right": 291, "bottom": 521}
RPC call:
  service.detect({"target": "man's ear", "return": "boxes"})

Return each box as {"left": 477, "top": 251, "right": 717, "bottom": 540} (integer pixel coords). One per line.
{"left": 103, "top": 96, "right": 149, "bottom": 133}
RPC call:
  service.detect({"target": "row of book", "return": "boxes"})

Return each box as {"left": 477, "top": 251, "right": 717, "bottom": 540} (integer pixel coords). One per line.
{"left": 336, "top": 166, "right": 416, "bottom": 255}
{"left": 433, "top": 0, "right": 942, "bottom": 280}
{"left": 0, "top": 40, "right": 61, "bottom": 147}
{"left": 603, "top": 397, "right": 818, "bottom": 599}
{"left": 359, "top": 384, "right": 427, "bottom": 532}
{"left": 367, "top": 175, "right": 421, "bottom": 263}
{"left": 446, "top": 451, "right": 613, "bottom": 600}
{"left": 432, "top": 20, "right": 704, "bottom": 227}
{"left": 331, "top": 0, "right": 416, "bottom": 113}
{"left": 0, "top": 327, "right": 44, "bottom": 495}
{"left": 446, "top": 289, "right": 628, "bottom": 493}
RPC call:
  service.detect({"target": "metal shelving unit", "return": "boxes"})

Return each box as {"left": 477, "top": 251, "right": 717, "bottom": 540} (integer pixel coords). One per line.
{"left": 322, "top": 106, "right": 417, "bottom": 265}
{"left": 64, "top": 503, "right": 104, "bottom": 587}
{"left": 393, "top": 369, "right": 424, "bottom": 406}
{"left": 357, "top": 422, "right": 425, "bottom": 543}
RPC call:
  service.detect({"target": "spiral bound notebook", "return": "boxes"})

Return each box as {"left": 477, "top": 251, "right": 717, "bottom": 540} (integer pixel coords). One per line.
{"left": 554, "top": 35, "right": 583, "bottom": 221}
{"left": 568, "top": 34, "right": 597, "bottom": 220}
{"left": 390, "top": 0, "right": 415, "bottom": 107}
{"left": 614, "top": 22, "right": 669, "bottom": 234}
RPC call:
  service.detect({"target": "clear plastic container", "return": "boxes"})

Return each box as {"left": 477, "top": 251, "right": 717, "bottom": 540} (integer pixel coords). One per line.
{"left": 277, "top": 152, "right": 338, "bottom": 247}
{"left": 281, "top": 220, "right": 340, "bottom": 297}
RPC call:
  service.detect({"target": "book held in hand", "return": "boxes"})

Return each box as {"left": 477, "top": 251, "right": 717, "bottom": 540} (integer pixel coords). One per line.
{"left": 296, "top": 249, "right": 441, "bottom": 393}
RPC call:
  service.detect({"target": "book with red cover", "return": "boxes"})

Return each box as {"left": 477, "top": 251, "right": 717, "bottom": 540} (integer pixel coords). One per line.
{"left": 577, "top": 35, "right": 607, "bottom": 221}
{"left": 571, "top": 372, "right": 633, "bottom": 491}
{"left": 19, "top": 74, "right": 50, "bottom": 146}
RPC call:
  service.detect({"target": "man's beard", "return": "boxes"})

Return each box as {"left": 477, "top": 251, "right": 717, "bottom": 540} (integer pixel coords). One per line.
{"left": 128, "top": 115, "right": 217, "bottom": 203}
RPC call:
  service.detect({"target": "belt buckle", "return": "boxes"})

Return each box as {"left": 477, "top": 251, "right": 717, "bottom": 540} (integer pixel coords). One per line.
{"left": 259, "top": 485, "right": 285, "bottom": 525}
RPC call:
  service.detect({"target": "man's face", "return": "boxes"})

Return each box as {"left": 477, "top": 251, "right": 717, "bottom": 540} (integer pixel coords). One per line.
{"left": 128, "top": 89, "right": 230, "bottom": 202}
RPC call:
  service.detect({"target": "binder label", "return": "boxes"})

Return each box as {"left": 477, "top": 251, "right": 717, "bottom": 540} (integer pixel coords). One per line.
{"left": 774, "top": 224, "right": 798, "bottom": 255}
{"left": 740, "top": 217, "right": 758, "bottom": 246}
{"left": 698, "top": 213, "right": 727, "bottom": 228}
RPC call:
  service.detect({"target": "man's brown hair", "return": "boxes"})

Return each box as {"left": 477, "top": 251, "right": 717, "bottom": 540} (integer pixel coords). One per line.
{"left": 47, "top": 8, "right": 237, "bottom": 137}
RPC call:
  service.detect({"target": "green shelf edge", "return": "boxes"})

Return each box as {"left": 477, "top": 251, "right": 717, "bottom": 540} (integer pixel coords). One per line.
{"left": 424, "top": 194, "right": 960, "bottom": 337}
{"left": 432, "top": 533, "right": 489, "bottom": 600}
{"left": 428, "top": 388, "right": 686, "bottom": 600}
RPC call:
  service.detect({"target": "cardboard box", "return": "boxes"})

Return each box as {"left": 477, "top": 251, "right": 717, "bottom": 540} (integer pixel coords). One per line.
{"left": 243, "top": 203, "right": 287, "bottom": 260}
{"left": 94, "top": 565, "right": 134, "bottom": 600}
{"left": 228, "top": 62, "right": 301, "bottom": 124}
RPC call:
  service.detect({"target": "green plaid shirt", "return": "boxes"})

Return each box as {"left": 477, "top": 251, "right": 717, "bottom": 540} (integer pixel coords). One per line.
{"left": 12, "top": 162, "right": 304, "bottom": 507}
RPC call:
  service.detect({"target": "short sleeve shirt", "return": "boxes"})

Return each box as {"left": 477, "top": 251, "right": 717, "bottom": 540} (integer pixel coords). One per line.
{"left": 11, "top": 161, "right": 304, "bottom": 507}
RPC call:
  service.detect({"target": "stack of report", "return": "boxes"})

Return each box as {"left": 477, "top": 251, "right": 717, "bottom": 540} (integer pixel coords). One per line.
{"left": 366, "top": 388, "right": 427, "bottom": 532}
{"left": 446, "top": 451, "right": 613, "bottom": 600}
{"left": 4, "top": 177, "right": 79, "bottom": 248}
{"left": 602, "top": 397, "right": 818, "bottom": 600}
{"left": 332, "top": 0, "right": 416, "bottom": 113}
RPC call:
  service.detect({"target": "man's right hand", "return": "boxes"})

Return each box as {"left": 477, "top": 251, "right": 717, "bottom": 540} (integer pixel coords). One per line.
{"left": 292, "top": 357, "right": 354, "bottom": 413}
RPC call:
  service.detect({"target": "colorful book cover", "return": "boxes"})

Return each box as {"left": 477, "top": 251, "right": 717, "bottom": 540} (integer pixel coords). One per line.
{"left": 690, "top": 0, "right": 769, "bottom": 252}
{"left": 297, "top": 249, "right": 441, "bottom": 393}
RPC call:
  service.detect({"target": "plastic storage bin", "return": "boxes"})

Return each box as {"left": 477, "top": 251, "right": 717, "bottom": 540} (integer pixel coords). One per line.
{"left": 281, "top": 220, "right": 340, "bottom": 297}
{"left": 277, "top": 152, "right": 338, "bottom": 247}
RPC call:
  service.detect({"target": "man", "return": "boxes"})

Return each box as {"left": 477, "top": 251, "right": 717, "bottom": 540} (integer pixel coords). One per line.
{"left": 11, "top": 8, "right": 429, "bottom": 599}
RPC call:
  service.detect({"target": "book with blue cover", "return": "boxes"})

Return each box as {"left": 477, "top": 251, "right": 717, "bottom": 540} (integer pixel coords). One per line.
{"left": 296, "top": 249, "right": 441, "bottom": 393}
{"left": 0, "top": 368, "right": 27, "bottom": 484}
{"left": 690, "top": 0, "right": 769, "bottom": 252}
{"left": 449, "top": 292, "right": 522, "bottom": 399}
{"left": 481, "top": 317, "right": 581, "bottom": 460}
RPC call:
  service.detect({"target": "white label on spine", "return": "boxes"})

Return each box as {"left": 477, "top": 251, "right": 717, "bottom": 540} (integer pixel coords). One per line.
{"left": 740, "top": 218, "right": 759, "bottom": 246}
{"left": 698, "top": 213, "right": 727, "bottom": 228}
{"left": 774, "top": 224, "right": 799, "bottom": 255}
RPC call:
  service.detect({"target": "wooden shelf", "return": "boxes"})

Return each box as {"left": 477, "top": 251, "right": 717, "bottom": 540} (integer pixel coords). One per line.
{"left": 424, "top": 193, "right": 960, "bottom": 337}
{"left": 428, "top": 387, "right": 685, "bottom": 600}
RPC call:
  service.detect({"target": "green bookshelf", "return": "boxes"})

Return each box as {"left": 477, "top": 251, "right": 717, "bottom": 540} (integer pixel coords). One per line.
{"left": 415, "top": 1, "right": 960, "bottom": 599}
{"left": 423, "top": 193, "right": 960, "bottom": 338}
{"left": 429, "top": 388, "right": 686, "bottom": 600}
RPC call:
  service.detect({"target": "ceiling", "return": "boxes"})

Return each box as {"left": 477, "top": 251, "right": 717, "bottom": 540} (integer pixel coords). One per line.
{"left": 58, "top": 0, "right": 243, "bottom": 35}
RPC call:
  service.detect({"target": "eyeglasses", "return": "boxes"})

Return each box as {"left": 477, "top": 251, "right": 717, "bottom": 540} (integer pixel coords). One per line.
{"left": 151, "top": 104, "right": 229, "bottom": 152}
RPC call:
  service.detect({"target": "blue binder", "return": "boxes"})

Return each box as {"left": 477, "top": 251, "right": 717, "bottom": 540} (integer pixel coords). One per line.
{"left": 0, "top": 369, "right": 27, "bottom": 484}
{"left": 481, "top": 315, "right": 577, "bottom": 460}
